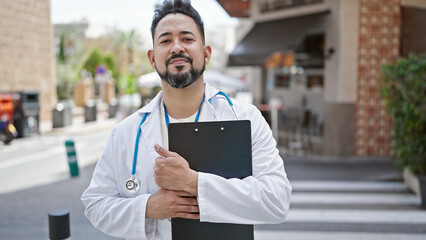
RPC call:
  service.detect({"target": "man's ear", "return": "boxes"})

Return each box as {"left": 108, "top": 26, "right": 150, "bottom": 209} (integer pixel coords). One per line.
{"left": 147, "top": 50, "right": 156, "bottom": 69}
{"left": 204, "top": 45, "right": 212, "bottom": 65}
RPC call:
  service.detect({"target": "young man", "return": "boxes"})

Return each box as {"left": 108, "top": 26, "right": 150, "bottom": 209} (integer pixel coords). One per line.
{"left": 81, "top": 1, "right": 291, "bottom": 239}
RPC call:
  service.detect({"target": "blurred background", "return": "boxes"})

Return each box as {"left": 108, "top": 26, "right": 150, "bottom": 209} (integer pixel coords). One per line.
{"left": 0, "top": 0, "right": 425, "bottom": 239}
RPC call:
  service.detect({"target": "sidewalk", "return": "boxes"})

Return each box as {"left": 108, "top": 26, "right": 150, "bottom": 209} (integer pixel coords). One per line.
{"left": 39, "top": 105, "right": 118, "bottom": 136}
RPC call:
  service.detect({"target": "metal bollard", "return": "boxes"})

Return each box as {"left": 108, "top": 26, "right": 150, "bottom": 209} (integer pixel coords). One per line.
{"left": 48, "top": 209, "right": 70, "bottom": 240}
{"left": 84, "top": 100, "right": 97, "bottom": 122}
{"left": 108, "top": 98, "right": 118, "bottom": 119}
{"left": 52, "top": 103, "right": 72, "bottom": 128}
{"left": 65, "top": 140, "right": 79, "bottom": 177}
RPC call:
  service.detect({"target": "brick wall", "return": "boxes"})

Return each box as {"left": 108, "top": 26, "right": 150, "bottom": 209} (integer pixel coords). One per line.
{"left": 355, "top": 0, "right": 401, "bottom": 156}
{"left": 0, "top": 0, "right": 56, "bottom": 121}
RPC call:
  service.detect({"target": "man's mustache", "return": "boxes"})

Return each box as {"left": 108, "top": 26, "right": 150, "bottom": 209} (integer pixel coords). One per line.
{"left": 165, "top": 54, "right": 193, "bottom": 67}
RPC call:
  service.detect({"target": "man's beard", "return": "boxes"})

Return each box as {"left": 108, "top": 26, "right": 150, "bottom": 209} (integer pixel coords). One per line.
{"left": 156, "top": 54, "right": 205, "bottom": 89}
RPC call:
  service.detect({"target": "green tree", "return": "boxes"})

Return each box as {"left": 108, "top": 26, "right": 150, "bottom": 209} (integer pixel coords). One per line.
{"left": 81, "top": 48, "right": 104, "bottom": 77}
{"left": 116, "top": 29, "right": 141, "bottom": 72}
{"left": 81, "top": 48, "right": 120, "bottom": 93}
{"left": 104, "top": 53, "right": 119, "bottom": 80}
{"left": 58, "top": 34, "right": 66, "bottom": 63}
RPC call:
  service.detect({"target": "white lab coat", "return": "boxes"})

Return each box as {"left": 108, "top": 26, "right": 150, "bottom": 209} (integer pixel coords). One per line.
{"left": 81, "top": 83, "right": 292, "bottom": 240}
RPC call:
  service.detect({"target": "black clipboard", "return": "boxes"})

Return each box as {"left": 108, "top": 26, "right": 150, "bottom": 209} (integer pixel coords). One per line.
{"left": 168, "top": 120, "right": 254, "bottom": 240}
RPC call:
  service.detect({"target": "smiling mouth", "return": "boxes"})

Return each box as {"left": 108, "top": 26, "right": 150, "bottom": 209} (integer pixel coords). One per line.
{"left": 169, "top": 59, "right": 188, "bottom": 71}
{"left": 166, "top": 54, "right": 193, "bottom": 67}
{"left": 169, "top": 59, "right": 189, "bottom": 65}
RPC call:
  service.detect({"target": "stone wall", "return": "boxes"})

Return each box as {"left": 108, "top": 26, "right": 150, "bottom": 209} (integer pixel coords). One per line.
{"left": 355, "top": 0, "right": 401, "bottom": 156}
{"left": 0, "top": 0, "right": 56, "bottom": 121}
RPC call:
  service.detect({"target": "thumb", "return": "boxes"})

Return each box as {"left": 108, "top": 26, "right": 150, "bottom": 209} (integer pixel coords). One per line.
{"left": 154, "top": 144, "right": 173, "bottom": 157}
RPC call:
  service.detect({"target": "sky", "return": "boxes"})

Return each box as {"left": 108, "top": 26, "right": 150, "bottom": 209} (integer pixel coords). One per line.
{"left": 51, "top": 0, "right": 237, "bottom": 38}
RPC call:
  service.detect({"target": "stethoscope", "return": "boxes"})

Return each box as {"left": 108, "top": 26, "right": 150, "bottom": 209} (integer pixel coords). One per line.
{"left": 125, "top": 91, "right": 238, "bottom": 193}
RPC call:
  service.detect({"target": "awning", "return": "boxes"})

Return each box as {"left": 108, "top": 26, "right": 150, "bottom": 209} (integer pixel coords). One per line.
{"left": 228, "top": 11, "right": 329, "bottom": 66}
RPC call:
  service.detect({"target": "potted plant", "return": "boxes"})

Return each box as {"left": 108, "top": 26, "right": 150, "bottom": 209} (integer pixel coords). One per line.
{"left": 381, "top": 54, "right": 426, "bottom": 208}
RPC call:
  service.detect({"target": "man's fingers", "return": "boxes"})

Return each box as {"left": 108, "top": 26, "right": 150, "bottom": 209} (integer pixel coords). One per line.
{"left": 181, "top": 197, "right": 198, "bottom": 206}
{"left": 174, "top": 212, "right": 200, "bottom": 219}
{"left": 177, "top": 205, "right": 199, "bottom": 213}
{"left": 175, "top": 191, "right": 196, "bottom": 197}
{"left": 154, "top": 144, "right": 175, "bottom": 157}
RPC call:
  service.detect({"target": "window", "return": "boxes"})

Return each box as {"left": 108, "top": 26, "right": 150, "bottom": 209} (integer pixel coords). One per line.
{"left": 275, "top": 74, "right": 291, "bottom": 88}
{"left": 307, "top": 75, "right": 323, "bottom": 89}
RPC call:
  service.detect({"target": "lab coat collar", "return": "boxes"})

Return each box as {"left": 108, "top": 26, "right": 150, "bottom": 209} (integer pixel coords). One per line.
{"left": 204, "top": 82, "right": 220, "bottom": 103}
{"left": 136, "top": 91, "right": 163, "bottom": 164}
{"left": 136, "top": 91, "right": 164, "bottom": 115}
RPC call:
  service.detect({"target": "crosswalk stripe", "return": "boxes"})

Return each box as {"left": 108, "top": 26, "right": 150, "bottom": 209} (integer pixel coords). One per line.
{"left": 291, "top": 192, "right": 420, "bottom": 205}
{"left": 259, "top": 180, "right": 425, "bottom": 237}
{"left": 254, "top": 230, "right": 426, "bottom": 240}
{"left": 286, "top": 209, "right": 426, "bottom": 224}
{"left": 291, "top": 180, "right": 408, "bottom": 192}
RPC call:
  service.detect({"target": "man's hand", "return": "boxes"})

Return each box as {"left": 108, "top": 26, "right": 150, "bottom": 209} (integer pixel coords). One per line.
{"left": 146, "top": 189, "right": 199, "bottom": 219}
{"left": 154, "top": 144, "right": 198, "bottom": 196}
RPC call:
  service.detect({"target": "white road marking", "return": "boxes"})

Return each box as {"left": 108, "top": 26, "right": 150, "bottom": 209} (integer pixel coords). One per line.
{"left": 0, "top": 131, "right": 108, "bottom": 194}
{"left": 291, "top": 192, "right": 420, "bottom": 205}
{"left": 291, "top": 180, "right": 408, "bottom": 192}
{"left": 286, "top": 209, "right": 426, "bottom": 224}
{"left": 0, "top": 146, "right": 64, "bottom": 170}
{"left": 254, "top": 230, "right": 426, "bottom": 240}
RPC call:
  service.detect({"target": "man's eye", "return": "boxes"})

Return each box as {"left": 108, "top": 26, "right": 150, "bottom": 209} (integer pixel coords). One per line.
{"left": 184, "top": 38, "right": 193, "bottom": 41}
{"left": 160, "top": 40, "right": 170, "bottom": 44}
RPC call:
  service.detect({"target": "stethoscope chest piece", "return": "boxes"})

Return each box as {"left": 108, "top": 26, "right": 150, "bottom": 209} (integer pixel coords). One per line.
{"left": 126, "top": 177, "right": 140, "bottom": 193}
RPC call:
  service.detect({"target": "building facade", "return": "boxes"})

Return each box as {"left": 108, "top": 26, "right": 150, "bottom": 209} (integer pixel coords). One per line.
{"left": 218, "top": 0, "right": 426, "bottom": 156}
{"left": 0, "top": 0, "right": 56, "bottom": 122}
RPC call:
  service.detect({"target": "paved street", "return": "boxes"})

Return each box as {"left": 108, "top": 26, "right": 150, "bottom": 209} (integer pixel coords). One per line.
{"left": 1, "top": 120, "right": 426, "bottom": 240}
{"left": 0, "top": 118, "right": 115, "bottom": 195}
{"left": 0, "top": 119, "right": 119, "bottom": 240}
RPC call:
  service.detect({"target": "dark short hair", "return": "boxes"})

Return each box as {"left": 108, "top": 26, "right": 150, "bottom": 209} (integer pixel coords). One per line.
{"left": 151, "top": 0, "right": 205, "bottom": 44}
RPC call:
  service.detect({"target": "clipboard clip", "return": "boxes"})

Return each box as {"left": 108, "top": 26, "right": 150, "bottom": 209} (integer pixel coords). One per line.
{"left": 194, "top": 127, "right": 225, "bottom": 132}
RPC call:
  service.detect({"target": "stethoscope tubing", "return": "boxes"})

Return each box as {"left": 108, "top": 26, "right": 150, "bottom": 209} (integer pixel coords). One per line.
{"left": 163, "top": 95, "right": 206, "bottom": 128}
{"left": 131, "top": 112, "right": 149, "bottom": 176}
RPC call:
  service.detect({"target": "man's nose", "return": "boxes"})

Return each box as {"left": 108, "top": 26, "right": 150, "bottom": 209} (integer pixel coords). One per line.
{"left": 170, "top": 40, "right": 185, "bottom": 55}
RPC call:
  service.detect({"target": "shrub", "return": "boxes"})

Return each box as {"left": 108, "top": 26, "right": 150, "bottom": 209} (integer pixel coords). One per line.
{"left": 381, "top": 54, "right": 426, "bottom": 175}
{"left": 118, "top": 73, "right": 138, "bottom": 95}
{"left": 56, "top": 63, "right": 79, "bottom": 100}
